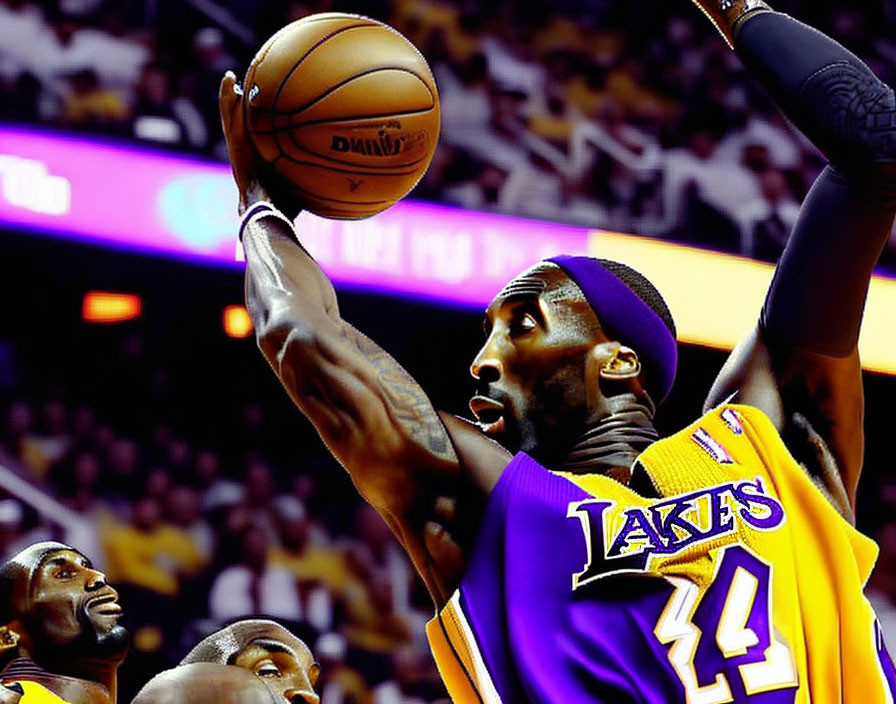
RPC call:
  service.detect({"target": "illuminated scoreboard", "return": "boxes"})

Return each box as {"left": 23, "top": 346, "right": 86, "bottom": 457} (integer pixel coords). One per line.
{"left": 1, "top": 125, "right": 894, "bottom": 373}
{"left": 0, "top": 125, "right": 590, "bottom": 307}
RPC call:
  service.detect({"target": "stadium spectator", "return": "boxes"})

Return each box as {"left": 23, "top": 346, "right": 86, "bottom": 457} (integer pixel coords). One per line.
{"left": 166, "top": 484, "right": 214, "bottom": 560}
{"left": 241, "top": 456, "right": 281, "bottom": 544}
{"left": 369, "top": 645, "right": 444, "bottom": 704}
{"left": 131, "top": 62, "right": 202, "bottom": 149}
{"left": 103, "top": 495, "right": 203, "bottom": 599}
{"left": 207, "top": 521, "right": 304, "bottom": 627}
{"left": 271, "top": 498, "right": 357, "bottom": 626}
{"left": 342, "top": 568, "right": 414, "bottom": 685}
{"left": 0, "top": 401, "right": 33, "bottom": 469}
{"left": 734, "top": 167, "right": 801, "bottom": 261}
{"left": 314, "top": 632, "right": 372, "bottom": 704}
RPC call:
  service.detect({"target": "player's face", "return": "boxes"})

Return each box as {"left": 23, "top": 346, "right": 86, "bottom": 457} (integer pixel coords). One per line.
{"left": 26, "top": 550, "right": 125, "bottom": 651}
{"left": 233, "top": 637, "right": 320, "bottom": 704}
{"left": 470, "top": 263, "right": 606, "bottom": 461}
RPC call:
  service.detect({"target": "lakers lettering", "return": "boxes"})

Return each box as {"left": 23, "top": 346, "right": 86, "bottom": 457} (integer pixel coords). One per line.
{"left": 568, "top": 478, "right": 785, "bottom": 589}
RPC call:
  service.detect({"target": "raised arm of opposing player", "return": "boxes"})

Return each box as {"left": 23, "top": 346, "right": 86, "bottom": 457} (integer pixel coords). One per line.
{"left": 700, "top": 7, "right": 896, "bottom": 519}
{"left": 219, "top": 72, "right": 509, "bottom": 606}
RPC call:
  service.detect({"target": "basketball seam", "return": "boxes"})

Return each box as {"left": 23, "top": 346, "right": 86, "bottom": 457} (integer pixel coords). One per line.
{"left": 255, "top": 106, "right": 437, "bottom": 131}
{"left": 280, "top": 175, "right": 393, "bottom": 206}
{"left": 269, "top": 22, "right": 375, "bottom": 164}
{"left": 257, "top": 67, "right": 435, "bottom": 118}
{"left": 276, "top": 152, "right": 424, "bottom": 177}
{"left": 251, "top": 108, "right": 433, "bottom": 134}
{"left": 269, "top": 23, "right": 379, "bottom": 110}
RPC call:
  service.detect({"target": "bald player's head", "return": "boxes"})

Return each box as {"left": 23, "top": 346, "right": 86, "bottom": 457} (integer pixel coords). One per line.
{"left": 180, "top": 621, "right": 319, "bottom": 704}
{"left": 0, "top": 542, "right": 128, "bottom": 674}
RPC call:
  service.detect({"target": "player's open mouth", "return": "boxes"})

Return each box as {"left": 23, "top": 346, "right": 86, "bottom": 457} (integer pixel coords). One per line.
{"left": 86, "top": 593, "right": 122, "bottom": 616}
{"left": 470, "top": 396, "right": 506, "bottom": 435}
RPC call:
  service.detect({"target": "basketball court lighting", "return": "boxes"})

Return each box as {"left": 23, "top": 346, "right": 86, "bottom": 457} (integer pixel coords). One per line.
{"left": 589, "top": 232, "right": 896, "bottom": 375}
{"left": 82, "top": 291, "right": 142, "bottom": 323}
{"left": 223, "top": 305, "right": 253, "bottom": 338}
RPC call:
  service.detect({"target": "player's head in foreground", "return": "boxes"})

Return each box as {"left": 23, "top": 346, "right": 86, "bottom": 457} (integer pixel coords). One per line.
{"left": 0, "top": 542, "right": 128, "bottom": 678}
{"left": 470, "top": 255, "right": 677, "bottom": 468}
{"left": 180, "top": 620, "right": 319, "bottom": 704}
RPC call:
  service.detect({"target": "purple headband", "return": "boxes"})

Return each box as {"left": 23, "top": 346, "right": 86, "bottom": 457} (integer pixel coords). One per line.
{"left": 548, "top": 255, "right": 677, "bottom": 403}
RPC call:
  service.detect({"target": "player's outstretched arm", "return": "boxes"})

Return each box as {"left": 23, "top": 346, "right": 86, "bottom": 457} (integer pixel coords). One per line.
{"left": 699, "top": 3, "right": 896, "bottom": 517}
{"left": 220, "top": 73, "right": 509, "bottom": 606}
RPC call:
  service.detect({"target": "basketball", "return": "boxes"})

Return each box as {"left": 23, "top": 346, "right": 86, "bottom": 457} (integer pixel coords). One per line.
{"left": 243, "top": 13, "right": 440, "bottom": 219}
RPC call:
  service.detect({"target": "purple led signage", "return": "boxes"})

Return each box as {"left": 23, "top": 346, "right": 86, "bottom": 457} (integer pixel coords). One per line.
{"left": 0, "top": 126, "right": 590, "bottom": 307}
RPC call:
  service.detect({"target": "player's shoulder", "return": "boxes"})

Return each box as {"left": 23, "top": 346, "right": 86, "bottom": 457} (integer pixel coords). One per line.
{"left": 688, "top": 401, "right": 776, "bottom": 433}
{"left": 682, "top": 402, "right": 785, "bottom": 457}
{"left": 640, "top": 403, "right": 791, "bottom": 499}
{"left": 653, "top": 402, "right": 774, "bottom": 458}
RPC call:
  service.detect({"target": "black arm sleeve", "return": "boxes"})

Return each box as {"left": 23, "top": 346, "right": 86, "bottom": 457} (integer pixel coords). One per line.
{"left": 734, "top": 12, "right": 896, "bottom": 355}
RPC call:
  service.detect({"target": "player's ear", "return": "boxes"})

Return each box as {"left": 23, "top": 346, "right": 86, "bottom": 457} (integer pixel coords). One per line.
{"left": 0, "top": 624, "right": 22, "bottom": 654}
{"left": 585, "top": 342, "right": 640, "bottom": 410}
{"left": 599, "top": 345, "right": 641, "bottom": 381}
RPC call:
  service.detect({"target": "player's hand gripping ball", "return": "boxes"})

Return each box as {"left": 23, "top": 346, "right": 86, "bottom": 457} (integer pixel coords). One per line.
{"left": 243, "top": 13, "right": 440, "bottom": 219}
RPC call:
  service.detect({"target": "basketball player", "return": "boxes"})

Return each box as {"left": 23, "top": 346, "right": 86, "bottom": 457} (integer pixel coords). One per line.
{"left": 220, "top": 1, "right": 896, "bottom": 700}
{"left": 131, "top": 620, "right": 319, "bottom": 704}
{"left": 0, "top": 542, "right": 128, "bottom": 704}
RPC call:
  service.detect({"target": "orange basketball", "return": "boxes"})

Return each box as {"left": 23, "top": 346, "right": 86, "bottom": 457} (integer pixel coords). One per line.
{"left": 243, "top": 13, "right": 440, "bottom": 219}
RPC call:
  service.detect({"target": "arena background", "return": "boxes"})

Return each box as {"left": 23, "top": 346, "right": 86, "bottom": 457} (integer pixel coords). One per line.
{"left": 1, "top": 1, "right": 896, "bottom": 702}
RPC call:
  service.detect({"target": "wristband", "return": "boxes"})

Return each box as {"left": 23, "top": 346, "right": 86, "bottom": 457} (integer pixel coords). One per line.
{"left": 239, "top": 201, "right": 274, "bottom": 240}
{"left": 239, "top": 201, "right": 296, "bottom": 241}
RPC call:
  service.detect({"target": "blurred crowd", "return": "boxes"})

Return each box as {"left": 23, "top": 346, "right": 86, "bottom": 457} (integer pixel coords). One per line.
{"left": 0, "top": 334, "right": 447, "bottom": 703}
{"left": 2, "top": 0, "right": 896, "bottom": 266}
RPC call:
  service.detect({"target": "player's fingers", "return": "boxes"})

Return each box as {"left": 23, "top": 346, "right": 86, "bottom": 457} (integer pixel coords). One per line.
{"left": 424, "top": 521, "right": 465, "bottom": 587}
{"left": 218, "top": 71, "right": 241, "bottom": 132}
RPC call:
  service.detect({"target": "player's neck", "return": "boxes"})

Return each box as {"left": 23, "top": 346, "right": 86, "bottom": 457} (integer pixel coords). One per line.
{"left": 561, "top": 397, "right": 658, "bottom": 479}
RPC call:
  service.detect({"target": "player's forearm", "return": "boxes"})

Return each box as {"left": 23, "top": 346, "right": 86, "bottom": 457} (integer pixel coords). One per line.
{"left": 242, "top": 204, "right": 340, "bottom": 328}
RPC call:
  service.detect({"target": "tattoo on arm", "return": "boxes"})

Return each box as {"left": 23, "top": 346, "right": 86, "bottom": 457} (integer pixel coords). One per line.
{"left": 342, "top": 323, "right": 456, "bottom": 461}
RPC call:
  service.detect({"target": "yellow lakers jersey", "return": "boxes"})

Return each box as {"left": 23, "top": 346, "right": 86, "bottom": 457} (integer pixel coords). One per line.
{"left": 427, "top": 404, "right": 894, "bottom": 703}
{"left": 4, "top": 682, "right": 72, "bottom": 704}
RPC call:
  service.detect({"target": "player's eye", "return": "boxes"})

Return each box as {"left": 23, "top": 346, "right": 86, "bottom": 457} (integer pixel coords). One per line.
{"left": 510, "top": 312, "right": 537, "bottom": 335}
{"left": 55, "top": 568, "right": 75, "bottom": 579}
{"left": 256, "top": 661, "right": 281, "bottom": 678}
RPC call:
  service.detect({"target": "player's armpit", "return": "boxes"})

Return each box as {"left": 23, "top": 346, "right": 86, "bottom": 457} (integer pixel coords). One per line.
{"left": 706, "top": 325, "right": 861, "bottom": 518}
